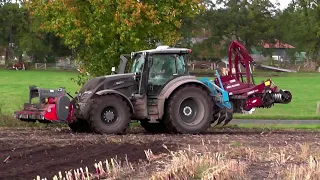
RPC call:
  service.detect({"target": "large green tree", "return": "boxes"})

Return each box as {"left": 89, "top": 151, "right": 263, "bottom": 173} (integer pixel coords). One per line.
{"left": 26, "top": 0, "right": 205, "bottom": 80}
{"left": 0, "top": 1, "right": 71, "bottom": 64}
{"left": 277, "top": 0, "right": 320, "bottom": 66}
{"left": 0, "top": 1, "right": 28, "bottom": 64}
{"left": 182, "top": 0, "right": 281, "bottom": 60}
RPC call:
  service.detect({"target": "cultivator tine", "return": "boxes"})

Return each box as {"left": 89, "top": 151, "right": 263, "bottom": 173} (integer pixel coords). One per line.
{"left": 216, "top": 115, "right": 226, "bottom": 126}
{"left": 222, "top": 112, "right": 233, "bottom": 127}
{"left": 214, "top": 111, "right": 226, "bottom": 126}
{"left": 212, "top": 112, "right": 220, "bottom": 124}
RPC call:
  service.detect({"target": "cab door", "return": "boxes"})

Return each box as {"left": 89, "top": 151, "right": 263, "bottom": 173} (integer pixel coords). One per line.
{"left": 130, "top": 52, "right": 149, "bottom": 119}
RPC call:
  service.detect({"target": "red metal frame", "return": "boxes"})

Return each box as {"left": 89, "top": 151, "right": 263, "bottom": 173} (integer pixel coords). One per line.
{"left": 227, "top": 41, "right": 255, "bottom": 84}
{"left": 214, "top": 41, "right": 288, "bottom": 111}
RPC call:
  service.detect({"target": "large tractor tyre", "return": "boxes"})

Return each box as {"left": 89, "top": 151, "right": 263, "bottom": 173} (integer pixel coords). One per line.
{"left": 164, "top": 84, "right": 213, "bottom": 134}
{"left": 140, "top": 120, "right": 168, "bottom": 134}
{"left": 68, "top": 119, "right": 92, "bottom": 133}
{"left": 87, "top": 95, "right": 131, "bottom": 135}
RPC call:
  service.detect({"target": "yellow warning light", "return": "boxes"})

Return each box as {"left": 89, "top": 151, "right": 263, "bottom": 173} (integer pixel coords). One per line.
{"left": 264, "top": 81, "right": 271, "bottom": 86}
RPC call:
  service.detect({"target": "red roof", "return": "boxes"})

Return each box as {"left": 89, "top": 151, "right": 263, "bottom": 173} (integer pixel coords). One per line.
{"left": 262, "top": 40, "right": 295, "bottom": 49}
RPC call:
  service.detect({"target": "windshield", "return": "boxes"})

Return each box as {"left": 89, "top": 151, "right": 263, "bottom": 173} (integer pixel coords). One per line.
{"left": 130, "top": 54, "right": 145, "bottom": 73}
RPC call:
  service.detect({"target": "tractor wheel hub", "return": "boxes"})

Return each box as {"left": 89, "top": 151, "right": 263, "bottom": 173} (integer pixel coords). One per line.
{"left": 101, "top": 107, "right": 118, "bottom": 124}
{"left": 183, "top": 106, "right": 192, "bottom": 116}
{"left": 104, "top": 111, "right": 115, "bottom": 121}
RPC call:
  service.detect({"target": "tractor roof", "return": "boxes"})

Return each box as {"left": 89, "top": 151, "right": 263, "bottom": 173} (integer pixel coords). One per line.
{"left": 133, "top": 46, "right": 192, "bottom": 55}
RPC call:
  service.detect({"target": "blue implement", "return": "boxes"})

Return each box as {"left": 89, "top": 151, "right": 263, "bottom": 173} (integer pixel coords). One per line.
{"left": 199, "top": 70, "right": 232, "bottom": 109}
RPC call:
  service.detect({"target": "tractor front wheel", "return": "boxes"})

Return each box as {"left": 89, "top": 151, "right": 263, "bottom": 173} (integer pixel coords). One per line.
{"left": 164, "top": 84, "right": 213, "bottom": 134}
{"left": 87, "top": 95, "right": 131, "bottom": 134}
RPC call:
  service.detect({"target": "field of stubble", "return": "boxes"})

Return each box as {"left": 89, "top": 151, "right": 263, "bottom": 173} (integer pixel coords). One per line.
{"left": 0, "top": 126, "right": 319, "bottom": 180}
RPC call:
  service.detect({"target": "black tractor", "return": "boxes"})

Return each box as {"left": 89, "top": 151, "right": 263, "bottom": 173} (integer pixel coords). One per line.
{"left": 69, "top": 46, "right": 218, "bottom": 134}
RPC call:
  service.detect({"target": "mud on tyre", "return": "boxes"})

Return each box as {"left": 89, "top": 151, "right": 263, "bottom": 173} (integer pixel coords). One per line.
{"left": 164, "top": 84, "right": 213, "bottom": 134}
{"left": 87, "top": 95, "right": 131, "bottom": 134}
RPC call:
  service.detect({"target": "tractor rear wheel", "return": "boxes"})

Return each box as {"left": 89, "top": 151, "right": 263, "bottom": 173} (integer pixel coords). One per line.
{"left": 140, "top": 120, "right": 167, "bottom": 134}
{"left": 68, "top": 119, "right": 92, "bottom": 133}
{"left": 87, "top": 95, "right": 131, "bottom": 134}
{"left": 164, "top": 84, "right": 213, "bottom": 134}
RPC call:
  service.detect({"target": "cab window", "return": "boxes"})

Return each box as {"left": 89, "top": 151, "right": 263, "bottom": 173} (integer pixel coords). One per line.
{"left": 176, "top": 55, "right": 186, "bottom": 74}
{"left": 131, "top": 54, "right": 145, "bottom": 73}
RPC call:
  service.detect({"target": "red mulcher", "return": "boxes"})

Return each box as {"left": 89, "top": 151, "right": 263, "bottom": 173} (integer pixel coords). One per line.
{"left": 14, "top": 86, "right": 75, "bottom": 123}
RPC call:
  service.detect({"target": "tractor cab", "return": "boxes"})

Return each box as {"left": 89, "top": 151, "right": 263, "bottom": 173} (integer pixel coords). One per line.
{"left": 116, "top": 46, "right": 192, "bottom": 96}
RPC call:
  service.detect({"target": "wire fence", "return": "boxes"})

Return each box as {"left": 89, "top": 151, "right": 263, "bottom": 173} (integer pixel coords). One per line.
{"left": 34, "top": 62, "right": 78, "bottom": 70}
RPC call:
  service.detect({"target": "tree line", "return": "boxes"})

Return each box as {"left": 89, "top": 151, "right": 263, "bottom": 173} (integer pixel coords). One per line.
{"left": 1, "top": 0, "right": 319, "bottom": 78}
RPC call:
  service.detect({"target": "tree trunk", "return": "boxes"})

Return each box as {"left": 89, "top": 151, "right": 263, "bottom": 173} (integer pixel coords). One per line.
{"left": 18, "top": 54, "right": 22, "bottom": 63}
{"left": 5, "top": 47, "right": 9, "bottom": 67}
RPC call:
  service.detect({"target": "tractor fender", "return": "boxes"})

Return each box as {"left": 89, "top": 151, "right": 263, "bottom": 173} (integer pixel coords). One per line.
{"left": 95, "top": 89, "right": 135, "bottom": 114}
{"left": 157, "top": 76, "right": 212, "bottom": 119}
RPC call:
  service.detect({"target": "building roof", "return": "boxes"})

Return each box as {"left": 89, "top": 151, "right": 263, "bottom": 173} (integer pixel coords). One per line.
{"left": 262, "top": 40, "right": 295, "bottom": 49}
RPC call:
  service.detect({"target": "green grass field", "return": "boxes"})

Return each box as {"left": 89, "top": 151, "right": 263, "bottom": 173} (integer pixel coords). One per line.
{"left": 0, "top": 69, "right": 319, "bottom": 120}
{"left": 0, "top": 69, "right": 80, "bottom": 115}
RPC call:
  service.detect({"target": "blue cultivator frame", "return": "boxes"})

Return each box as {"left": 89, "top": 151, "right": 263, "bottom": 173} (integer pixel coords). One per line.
{"left": 199, "top": 70, "right": 232, "bottom": 110}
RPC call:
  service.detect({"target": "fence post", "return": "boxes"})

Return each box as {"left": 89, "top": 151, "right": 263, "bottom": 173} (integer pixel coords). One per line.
{"left": 316, "top": 101, "right": 320, "bottom": 115}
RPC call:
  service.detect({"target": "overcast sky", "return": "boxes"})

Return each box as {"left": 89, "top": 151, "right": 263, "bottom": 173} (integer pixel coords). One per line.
{"left": 211, "top": 0, "right": 292, "bottom": 10}
{"left": 270, "top": 0, "right": 291, "bottom": 10}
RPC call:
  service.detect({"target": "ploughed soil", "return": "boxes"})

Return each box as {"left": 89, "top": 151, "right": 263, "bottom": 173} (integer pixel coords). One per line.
{"left": 0, "top": 126, "right": 319, "bottom": 180}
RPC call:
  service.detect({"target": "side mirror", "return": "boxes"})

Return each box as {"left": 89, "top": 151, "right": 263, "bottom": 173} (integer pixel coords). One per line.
{"left": 111, "top": 67, "right": 116, "bottom": 75}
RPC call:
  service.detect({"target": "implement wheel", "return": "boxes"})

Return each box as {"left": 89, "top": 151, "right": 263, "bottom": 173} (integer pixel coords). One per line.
{"left": 87, "top": 95, "right": 131, "bottom": 134}
{"left": 164, "top": 84, "right": 213, "bottom": 134}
